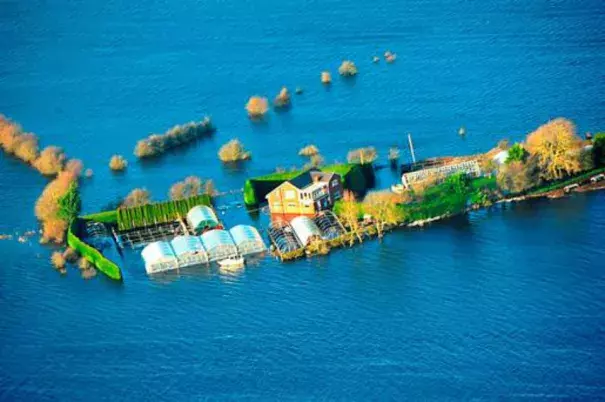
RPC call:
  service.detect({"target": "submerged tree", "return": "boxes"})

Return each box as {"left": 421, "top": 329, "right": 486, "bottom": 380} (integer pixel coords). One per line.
{"left": 273, "top": 87, "right": 291, "bottom": 109}
{"left": 338, "top": 60, "right": 358, "bottom": 77}
{"left": 122, "top": 188, "right": 151, "bottom": 208}
{"left": 299, "top": 144, "right": 319, "bottom": 157}
{"left": 218, "top": 139, "right": 251, "bottom": 162}
{"left": 109, "top": 154, "right": 128, "bottom": 171}
{"left": 246, "top": 96, "right": 269, "bottom": 118}
{"left": 347, "top": 147, "right": 377, "bottom": 164}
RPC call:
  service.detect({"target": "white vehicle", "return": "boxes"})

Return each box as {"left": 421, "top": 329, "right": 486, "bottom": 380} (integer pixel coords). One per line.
{"left": 590, "top": 173, "right": 605, "bottom": 183}
{"left": 564, "top": 183, "right": 579, "bottom": 193}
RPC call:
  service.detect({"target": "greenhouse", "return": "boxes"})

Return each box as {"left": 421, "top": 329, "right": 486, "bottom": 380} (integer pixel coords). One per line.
{"left": 200, "top": 229, "right": 238, "bottom": 262}
{"left": 186, "top": 205, "right": 219, "bottom": 234}
{"left": 313, "top": 211, "right": 345, "bottom": 240}
{"left": 291, "top": 216, "right": 323, "bottom": 246}
{"left": 268, "top": 220, "right": 302, "bottom": 254}
{"left": 229, "top": 225, "right": 267, "bottom": 256}
{"left": 141, "top": 241, "right": 178, "bottom": 274}
{"left": 170, "top": 235, "right": 209, "bottom": 266}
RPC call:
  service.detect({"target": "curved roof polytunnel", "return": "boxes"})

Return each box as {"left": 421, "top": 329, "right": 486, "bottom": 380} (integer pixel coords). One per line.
{"left": 229, "top": 225, "right": 266, "bottom": 255}
{"left": 290, "top": 216, "right": 323, "bottom": 246}
{"left": 170, "top": 235, "right": 208, "bottom": 265}
{"left": 141, "top": 241, "right": 178, "bottom": 274}
{"left": 200, "top": 229, "right": 238, "bottom": 262}
{"left": 186, "top": 205, "right": 219, "bottom": 234}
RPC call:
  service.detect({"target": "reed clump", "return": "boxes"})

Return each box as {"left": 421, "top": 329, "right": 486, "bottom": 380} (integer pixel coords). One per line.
{"left": 109, "top": 154, "right": 128, "bottom": 171}
{"left": 218, "top": 139, "right": 251, "bottom": 162}
{"left": 134, "top": 117, "right": 214, "bottom": 159}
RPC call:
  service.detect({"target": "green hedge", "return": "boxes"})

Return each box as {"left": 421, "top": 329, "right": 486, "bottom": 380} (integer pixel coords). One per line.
{"left": 528, "top": 167, "right": 605, "bottom": 195}
{"left": 82, "top": 210, "right": 118, "bottom": 224}
{"left": 244, "top": 164, "right": 373, "bottom": 206}
{"left": 67, "top": 220, "right": 122, "bottom": 281}
{"left": 117, "top": 194, "right": 211, "bottom": 231}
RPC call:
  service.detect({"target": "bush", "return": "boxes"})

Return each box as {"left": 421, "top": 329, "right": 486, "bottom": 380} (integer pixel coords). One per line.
{"left": 35, "top": 171, "right": 79, "bottom": 244}
{"left": 0, "top": 115, "right": 22, "bottom": 153}
{"left": 134, "top": 117, "right": 214, "bottom": 159}
{"left": 109, "top": 154, "right": 128, "bottom": 171}
{"left": 13, "top": 133, "right": 40, "bottom": 163}
{"left": 169, "top": 176, "right": 207, "bottom": 200}
{"left": 245, "top": 96, "right": 269, "bottom": 117}
{"left": 273, "top": 88, "right": 291, "bottom": 108}
{"left": 299, "top": 144, "right": 319, "bottom": 157}
{"left": 347, "top": 147, "right": 377, "bottom": 164}
{"left": 51, "top": 252, "right": 66, "bottom": 270}
{"left": 63, "top": 247, "right": 79, "bottom": 263}
{"left": 122, "top": 188, "right": 151, "bottom": 208}
{"left": 505, "top": 143, "right": 528, "bottom": 164}
{"left": 321, "top": 71, "right": 332, "bottom": 84}
{"left": 78, "top": 257, "right": 92, "bottom": 271}
{"left": 218, "top": 139, "right": 251, "bottom": 162}
{"left": 33, "top": 146, "right": 66, "bottom": 175}
{"left": 338, "top": 60, "right": 358, "bottom": 76}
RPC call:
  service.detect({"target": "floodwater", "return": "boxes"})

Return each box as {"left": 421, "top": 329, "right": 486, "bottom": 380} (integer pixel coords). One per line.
{"left": 1, "top": 0, "right": 604, "bottom": 399}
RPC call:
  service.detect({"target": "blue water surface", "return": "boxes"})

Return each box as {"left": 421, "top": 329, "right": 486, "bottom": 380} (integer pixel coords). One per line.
{"left": 1, "top": 0, "right": 605, "bottom": 399}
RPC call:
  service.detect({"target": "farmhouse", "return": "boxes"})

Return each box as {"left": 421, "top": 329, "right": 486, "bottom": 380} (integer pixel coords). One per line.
{"left": 266, "top": 168, "right": 343, "bottom": 220}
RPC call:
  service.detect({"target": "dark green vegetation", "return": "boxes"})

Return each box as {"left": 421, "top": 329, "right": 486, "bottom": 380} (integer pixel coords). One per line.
{"left": 117, "top": 194, "right": 212, "bottom": 231}
{"left": 57, "top": 182, "right": 81, "bottom": 222}
{"left": 593, "top": 133, "right": 605, "bottom": 167}
{"left": 528, "top": 166, "right": 605, "bottom": 195}
{"left": 505, "top": 143, "right": 528, "bottom": 163}
{"left": 399, "top": 174, "right": 497, "bottom": 222}
{"left": 243, "top": 163, "right": 374, "bottom": 206}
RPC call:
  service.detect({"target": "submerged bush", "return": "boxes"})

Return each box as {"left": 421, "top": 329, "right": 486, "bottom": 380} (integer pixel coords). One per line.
{"left": 299, "top": 144, "right": 319, "bottom": 157}
{"left": 109, "top": 154, "right": 128, "bottom": 171}
{"left": 13, "top": 133, "right": 40, "bottom": 163}
{"left": 321, "top": 71, "right": 332, "bottom": 85}
{"left": 246, "top": 96, "right": 269, "bottom": 118}
{"left": 338, "top": 60, "right": 358, "bottom": 77}
{"left": 122, "top": 188, "right": 151, "bottom": 208}
{"left": 218, "top": 139, "right": 251, "bottom": 162}
{"left": 170, "top": 176, "right": 203, "bottom": 200}
{"left": 51, "top": 252, "right": 66, "bottom": 270}
{"left": 63, "top": 247, "right": 79, "bottom": 263}
{"left": 35, "top": 170, "right": 79, "bottom": 244}
{"left": 134, "top": 117, "right": 214, "bottom": 159}
{"left": 33, "top": 146, "right": 66, "bottom": 175}
{"left": 347, "top": 147, "right": 377, "bottom": 164}
{"left": 273, "top": 88, "right": 291, "bottom": 109}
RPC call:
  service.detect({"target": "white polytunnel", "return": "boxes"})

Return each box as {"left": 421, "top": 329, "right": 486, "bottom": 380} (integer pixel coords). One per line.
{"left": 200, "top": 229, "right": 238, "bottom": 262}
{"left": 141, "top": 241, "right": 178, "bottom": 274}
{"left": 290, "top": 216, "right": 323, "bottom": 246}
{"left": 229, "top": 225, "right": 267, "bottom": 256}
{"left": 170, "top": 235, "right": 209, "bottom": 266}
{"left": 186, "top": 205, "right": 219, "bottom": 234}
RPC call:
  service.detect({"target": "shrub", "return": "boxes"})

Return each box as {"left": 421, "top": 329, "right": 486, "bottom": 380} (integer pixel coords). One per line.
{"left": 134, "top": 117, "right": 214, "bottom": 159}
{"left": 347, "top": 147, "right": 377, "bottom": 164}
{"left": 273, "top": 87, "right": 291, "bottom": 108}
{"left": 35, "top": 171, "right": 79, "bottom": 244}
{"left": 33, "top": 146, "right": 66, "bottom": 175}
{"left": 0, "top": 115, "right": 22, "bottom": 152}
{"left": 169, "top": 176, "right": 207, "bottom": 200}
{"left": 505, "top": 143, "right": 528, "bottom": 164}
{"left": 51, "top": 252, "right": 66, "bottom": 270}
{"left": 109, "top": 154, "right": 128, "bottom": 171}
{"left": 122, "top": 188, "right": 151, "bottom": 208}
{"left": 65, "top": 159, "right": 83, "bottom": 176}
{"left": 81, "top": 268, "right": 97, "bottom": 279}
{"left": 497, "top": 139, "right": 510, "bottom": 150}
{"left": 245, "top": 96, "right": 269, "bottom": 117}
{"left": 299, "top": 144, "right": 319, "bottom": 157}
{"left": 497, "top": 159, "right": 540, "bottom": 194}
{"left": 321, "top": 71, "right": 332, "bottom": 84}
{"left": 218, "top": 139, "right": 251, "bottom": 162}
{"left": 78, "top": 257, "right": 92, "bottom": 270}
{"left": 338, "top": 60, "right": 358, "bottom": 76}
{"left": 593, "top": 133, "right": 605, "bottom": 167}
{"left": 13, "top": 133, "right": 40, "bottom": 163}
{"left": 63, "top": 247, "right": 79, "bottom": 263}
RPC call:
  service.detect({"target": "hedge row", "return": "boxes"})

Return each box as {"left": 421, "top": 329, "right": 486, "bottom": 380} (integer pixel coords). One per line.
{"left": 67, "top": 220, "right": 122, "bottom": 281}
{"left": 117, "top": 194, "right": 211, "bottom": 231}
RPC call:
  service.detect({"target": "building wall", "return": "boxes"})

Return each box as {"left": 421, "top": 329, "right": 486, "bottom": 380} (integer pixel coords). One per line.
{"left": 267, "top": 182, "right": 316, "bottom": 218}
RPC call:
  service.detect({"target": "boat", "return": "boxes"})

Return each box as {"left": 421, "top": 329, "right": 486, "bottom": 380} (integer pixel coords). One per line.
{"left": 391, "top": 184, "right": 404, "bottom": 194}
{"left": 218, "top": 255, "right": 245, "bottom": 268}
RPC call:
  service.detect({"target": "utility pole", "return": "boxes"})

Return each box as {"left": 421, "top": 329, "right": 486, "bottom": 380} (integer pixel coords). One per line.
{"left": 407, "top": 133, "right": 416, "bottom": 165}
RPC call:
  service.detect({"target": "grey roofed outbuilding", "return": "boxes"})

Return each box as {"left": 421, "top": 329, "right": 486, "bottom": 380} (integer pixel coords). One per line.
{"left": 229, "top": 225, "right": 266, "bottom": 256}
{"left": 200, "top": 229, "right": 238, "bottom": 262}
{"left": 186, "top": 205, "right": 219, "bottom": 234}
{"left": 170, "top": 235, "right": 209, "bottom": 266}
